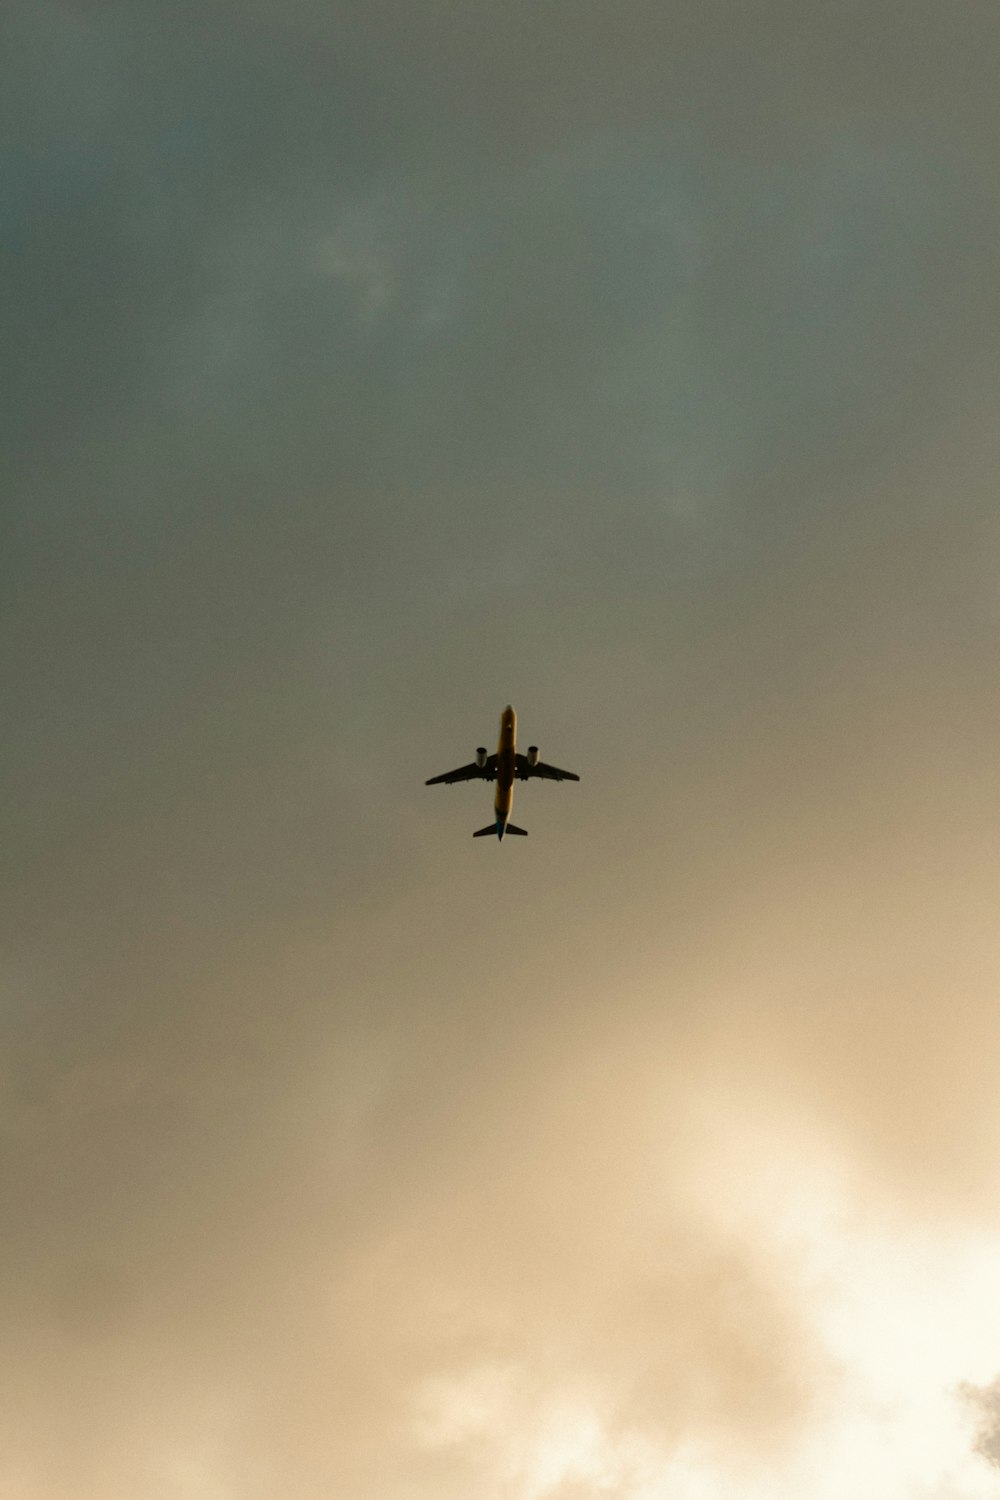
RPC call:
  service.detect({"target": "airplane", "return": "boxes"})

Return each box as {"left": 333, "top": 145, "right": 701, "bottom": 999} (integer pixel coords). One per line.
{"left": 425, "top": 704, "right": 579, "bottom": 840}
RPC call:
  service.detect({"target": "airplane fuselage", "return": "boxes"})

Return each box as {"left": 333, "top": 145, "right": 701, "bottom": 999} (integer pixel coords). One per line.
{"left": 494, "top": 704, "right": 517, "bottom": 836}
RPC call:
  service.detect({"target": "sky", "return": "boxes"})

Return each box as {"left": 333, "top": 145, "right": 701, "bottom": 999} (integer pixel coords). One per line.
{"left": 4, "top": 2, "right": 1000, "bottom": 1497}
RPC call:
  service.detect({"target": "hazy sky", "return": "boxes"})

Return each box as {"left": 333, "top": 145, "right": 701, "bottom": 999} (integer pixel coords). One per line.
{"left": 5, "top": 3, "right": 1000, "bottom": 1497}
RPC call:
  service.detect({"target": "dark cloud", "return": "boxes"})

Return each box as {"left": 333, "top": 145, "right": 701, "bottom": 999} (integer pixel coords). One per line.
{"left": 4, "top": 1, "right": 1000, "bottom": 1495}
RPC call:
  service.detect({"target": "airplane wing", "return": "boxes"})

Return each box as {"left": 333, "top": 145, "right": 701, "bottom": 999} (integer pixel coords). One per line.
{"left": 514, "top": 755, "right": 580, "bottom": 782}
{"left": 426, "top": 756, "right": 498, "bottom": 785}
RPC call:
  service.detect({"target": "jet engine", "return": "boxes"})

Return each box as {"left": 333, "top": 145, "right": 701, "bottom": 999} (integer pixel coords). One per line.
{"left": 475, "top": 746, "right": 488, "bottom": 768}
{"left": 527, "top": 745, "right": 539, "bottom": 766}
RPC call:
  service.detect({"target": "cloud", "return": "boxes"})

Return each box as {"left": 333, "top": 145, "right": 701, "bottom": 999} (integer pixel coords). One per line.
{"left": 960, "top": 1377, "right": 1000, "bottom": 1470}
{"left": 5, "top": 2, "right": 1000, "bottom": 1497}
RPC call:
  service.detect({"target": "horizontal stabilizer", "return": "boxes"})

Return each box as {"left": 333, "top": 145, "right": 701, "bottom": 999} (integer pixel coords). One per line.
{"left": 472, "top": 822, "right": 529, "bottom": 838}
{"left": 505, "top": 823, "right": 528, "bottom": 835}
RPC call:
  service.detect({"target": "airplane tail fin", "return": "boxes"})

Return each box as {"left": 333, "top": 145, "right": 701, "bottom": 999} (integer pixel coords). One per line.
{"left": 473, "top": 824, "right": 496, "bottom": 838}
{"left": 505, "top": 823, "right": 528, "bottom": 836}
{"left": 473, "top": 822, "right": 528, "bottom": 839}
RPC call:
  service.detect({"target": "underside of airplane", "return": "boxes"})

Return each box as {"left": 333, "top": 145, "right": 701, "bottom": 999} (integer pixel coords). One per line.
{"left": 426, "top": 705, "right": 579, "bottom": 840}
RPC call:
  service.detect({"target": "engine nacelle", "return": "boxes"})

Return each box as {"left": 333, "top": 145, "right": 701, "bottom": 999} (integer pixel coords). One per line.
{"left": 475, "top": 746, "right": 488, "bottom": 768}
{"left": 527, "top": 745, "right": 539, "bottom": 767}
